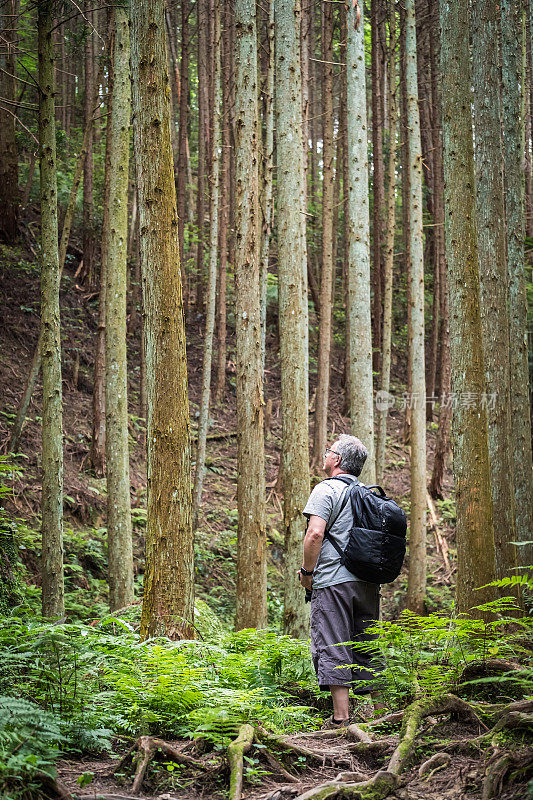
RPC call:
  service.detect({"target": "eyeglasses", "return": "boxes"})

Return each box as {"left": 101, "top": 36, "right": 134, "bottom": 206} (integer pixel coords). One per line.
{"left": 324, "top": 448, "right": 340, "bottom": 459}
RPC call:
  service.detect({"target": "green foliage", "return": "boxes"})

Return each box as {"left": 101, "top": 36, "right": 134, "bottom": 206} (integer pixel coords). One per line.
{"left": 351, "top": 595, "right": 533, "bottom": 707}
{"left": 0, "top": 612, "right": 321, "bottom": 764}
{"left": 0, "top": 694, "right": 64, "bottom": 800}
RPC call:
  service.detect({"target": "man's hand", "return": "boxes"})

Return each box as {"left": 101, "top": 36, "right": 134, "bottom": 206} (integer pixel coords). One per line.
{"left": 298, "top": 570, "right": 313, "bottom": 591}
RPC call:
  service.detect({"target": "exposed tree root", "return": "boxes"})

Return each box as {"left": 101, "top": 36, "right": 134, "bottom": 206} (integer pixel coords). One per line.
{"left": 365, "top": 711, "right": 404, "bottom": 728}
{"left": 114, "top": 734, "right": 207, "bottom": 793}
{"left": 417, "top": 752, "right": 451, "bottom": 779}
{"left": 263, "top": 749, "right": 300, "bottom": 783}
{"left": 256, "top": 726, "right": 352, "bottom": 767}
{"left": 482, "top": 747, "right": 533, "bottom": 800}
{"left": 294, "top": 693, "right": 487, "bottom": 799}
{"left": 458, "top": 658, "right": 522, "bottom": 684}
{"left": 347, "top": 738, "right": 397, "bottom": 757}
{"left": 302, "top": 724, "right": 372, "bottom": 744}
{"left": 228, "top": 723, "right": 254, "bottom": 800}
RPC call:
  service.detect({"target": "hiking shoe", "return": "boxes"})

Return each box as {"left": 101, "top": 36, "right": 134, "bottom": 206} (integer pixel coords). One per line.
{"left": 320, "top": 715, "right": 350, "bottom": 730}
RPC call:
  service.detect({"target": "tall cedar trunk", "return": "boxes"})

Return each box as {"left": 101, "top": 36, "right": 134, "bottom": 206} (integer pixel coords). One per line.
{"left": 259, "top": 0, "right": 274, "bottom": 371}
{"left": 82, "top": 3, "right": 96, "bottom": 284}
{"left": 104, "top": 7, "right": 134, "bottom": 611}
{"left": 234, "top": 0, "right": 267, "bottom": 630}
{"left": 376, "top": 0, "right": 397, "bottom": 486}
{"left": 275, "top": 0, "right": 310, "bottom": 639}
{"left": 39, "top": 0, "right": 64, "bottom": 618}
{"left": 504, "top": 0, "right": 533, "bottom": 566}
{"left": 404, "top": 0, "right": 426, "bottom": 614}
{"left": 428, "top": 0, "right": 450, "bottom": 498}
{"left": 371, "top": 0, "right": 384, "bottom": 371}
{"left": 400, "top": 2, "right": 412, "bottom": 443}
{"left": 346, "top": 0, "right": 375, "bottom": 483}
{"left": 90, "top": 27, "right": 113, "bottom": 478}
{"left": 192, "top": 3, "right": 221, "bottom": 528}
{"left": 177, "top": 0, "right": 189, "bottom": 305}
{"left": 0, "top": 0, "right": 18, "bottom": 242}
{"left": 312, "top": 1, "right": 334, "bottom": 467}
{"left": 10, "top": 91, "right": 100, "bottom": 454}
{"left": 470, "top": 0, "right": 517, "bottom": 582}
{"left": 340, "top": 7, "right": 350, "bottom": 416}
{"left": 415, "top": 0, "right": 437, "bottom": 422}
{"left": 440, "top": 0, "right": 496, "bottom": 614}
{"left": 307, "top": 5, "right": 320, "bottom": 318}
{"left": 215, "top": 0, "right": 231, "bottom": 403}
{"left": 131, "top": 0, "right": 194, "bottom": 639}
{"left": 196, "top": 0, "right": 209, "bottom": 315}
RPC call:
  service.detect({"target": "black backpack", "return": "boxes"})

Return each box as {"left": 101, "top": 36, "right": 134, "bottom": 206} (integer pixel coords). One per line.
{"left": 323, "top": 475, "right": 407, "bottom": 584}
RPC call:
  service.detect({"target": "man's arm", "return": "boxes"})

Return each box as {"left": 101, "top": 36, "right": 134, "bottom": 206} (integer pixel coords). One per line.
{"left": 299, "top": 515, "right": 326, "bottom": 590}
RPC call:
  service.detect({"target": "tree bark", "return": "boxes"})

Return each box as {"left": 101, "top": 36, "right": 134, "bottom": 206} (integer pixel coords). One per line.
{"left": 376, "top": 0, "right": 397, "bottom": 486}
{"left": 503, "top": 0, "right": 533, "bottom": 567}
{"left": 131, "top": 0, "right": 194, "bottom": 639}
{"left": 104, "top": 6, "right": 134, "bottom": 611}
{"left": 39, "top": 0, "right": 64, "bottom": 619}
{"left": 215, "top": 0, "right": 232, "bottom": 404}
{"left": 192, "top": 3, "right": 221, "bottom": 528}
{"left": 234, "top": 0, "right": 267, "bottom": 630}
{"left": 371, "top": 0, "right": 385, "bottom": 372}
{"left": 275, "top": 0, "right": 310, "bottom": 639}
{"left": 259, "top": 0, "right": 274, "bottom": 371}
{"left": 346, "top": 0, "right": 375, "bottom": 484}
{"left": 404, "top": 0, "right": 427, "bottom": 614}
{"left": 195, "top": 0, "right": 209, "bottom": 315}
{"left": 440, "top": 0, "right": 496, "bottom": 614}
{"left": 471, "top": 0, "right": 517, "bottom": 583}
{"left": 0, "top": 0, "right": 18, "bottom": 242}
{"left": 177, "top": 0, "right": 189, "bottom": 306}
{"left": 312, "top": 1, "right": 335, "bottom": 468}
{"left": 82, "top": 2, "right": 96, "bottom": 284}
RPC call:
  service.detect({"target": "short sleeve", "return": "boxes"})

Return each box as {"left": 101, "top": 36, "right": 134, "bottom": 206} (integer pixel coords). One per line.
{"left": 303, "top": 482, "right": 334, "bottom": 523}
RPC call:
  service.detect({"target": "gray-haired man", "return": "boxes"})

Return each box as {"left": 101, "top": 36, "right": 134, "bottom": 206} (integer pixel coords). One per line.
{"left": 299, "top": 434, "right": 381, "bottom": 726}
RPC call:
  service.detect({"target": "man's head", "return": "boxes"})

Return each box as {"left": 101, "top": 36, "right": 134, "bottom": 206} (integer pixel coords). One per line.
{"left": 323, "top": 434, "right": 368, "bottom": 478}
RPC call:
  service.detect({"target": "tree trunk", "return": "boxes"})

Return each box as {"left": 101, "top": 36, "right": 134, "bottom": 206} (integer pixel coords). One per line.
{"left": 39, "top": 0, "right": 64, "bottom": 619}
{"left": 259, "top": 0, "right": 274, "bottom": 371}
{"left": 215, "top": 0, "right": 231, "bottom": 404}
{"left": 192, "top": 3, "right": 221, "bottom": 529}
{"left": 177, "top": 0, "right": 189, "bottom": 305}
{"left": 345, "top": 0, "right": 375, "bottom": 484}
{"left": 82, "top": 2, "right": 96, "bottom": 284}
{"left": 104, "top": 6, "right": 134, "bottom": 611}
{"left": 471, "top": 0, "right": 517, "bottom": 583}
{"left": 399, "top": 2, "right": 412, "bottom": 444}
{"left": 234, "top": 0, "right": 267, "bottom": 630}
{"left": 195, "top": 0, "right": 209, "bottom": 315}
{"left": 371, "top": 0, "right": 385, "bottom": 373}
{"left": 131, "top": 0, "right": 194, "bottom": 639}
{"left": 9, "top": 95, "right": 100, "bottom": 454}
{"left": 0, "top": 0, "right": 18, "bottom": 242}
{"left": 404, "top": 0, "right": 426, "bottom": 614}
{"left": 440, "top": 0, "right": 496, "bottom": 614}
{"left": 312, "top": 1, "right": 334, "bottom": 468}
{"left": 503, "top": 0, "right": 533, "bottom": 567}
{"left": 376, "top": 0, "right": 397, "bottom": 486}
{"left": 275, "top": 0, "right": 310, "bottom": 640}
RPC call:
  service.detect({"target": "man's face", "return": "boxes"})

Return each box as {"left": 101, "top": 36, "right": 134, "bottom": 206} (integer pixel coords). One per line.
{"left": 323, "top": 442, "right": 341, "bottom": 477}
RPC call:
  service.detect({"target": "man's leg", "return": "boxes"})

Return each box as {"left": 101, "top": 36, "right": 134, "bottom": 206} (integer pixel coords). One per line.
{"left": 329, "top": 685, "right": 350, "bottom": 721}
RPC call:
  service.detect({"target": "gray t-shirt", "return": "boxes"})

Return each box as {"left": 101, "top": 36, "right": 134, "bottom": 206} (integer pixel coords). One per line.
{"left": 303, "top": 474, "right": 362, "bottom": 589}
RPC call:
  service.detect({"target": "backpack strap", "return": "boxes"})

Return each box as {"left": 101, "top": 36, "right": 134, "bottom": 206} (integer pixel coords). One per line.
{"left": 322, "top": 476, "right": 359, "bottom": 561}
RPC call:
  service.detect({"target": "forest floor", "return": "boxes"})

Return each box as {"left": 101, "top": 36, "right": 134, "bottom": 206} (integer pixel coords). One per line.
{"left": 3, "top": 238, "right": 530, "bottom": 800}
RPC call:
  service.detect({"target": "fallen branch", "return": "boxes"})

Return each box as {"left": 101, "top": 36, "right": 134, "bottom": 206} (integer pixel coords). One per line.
{"left": 228, "top": 723, "right": 254, "bottom": 800}
{"left": 114, "top": 735, "right": 207, "bottom": 793}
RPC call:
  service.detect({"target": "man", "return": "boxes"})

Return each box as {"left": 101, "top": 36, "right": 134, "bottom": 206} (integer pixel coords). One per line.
{"left": 299, "top": 434, "right": 381, "bottom": 727}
